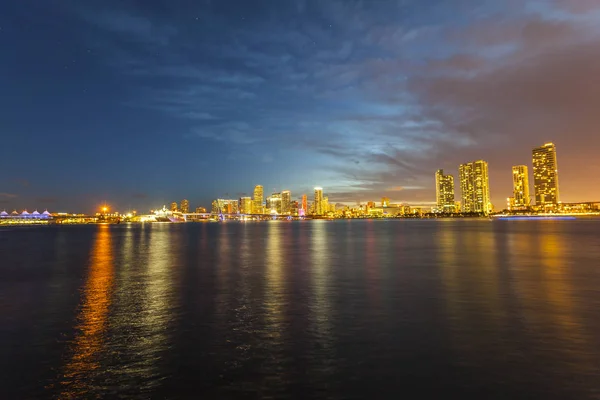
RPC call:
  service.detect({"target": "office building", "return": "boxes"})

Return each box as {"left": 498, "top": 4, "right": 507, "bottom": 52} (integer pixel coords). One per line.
{"left": 239, "top": 197, "right": 253, "bottom": 214}
{"left": 281, "top": 190, "right": 291, "bottom": 214}
{"left": 180, "top": 199, "right": 189, "bottom": 214}
{"left": 314, "top": 187, "right": 324, "bottom": 215}
{"left": 512, "top": 165, "right": 530, "bottom": 208}
{"left": 195, "top": 207, "right": 206, "bottom": 213}
{"left": 382, "top": 197, "right": 390, "bottom": 207}
{"left": 301, "top": 194, "right": 308, "bottom": 213}
{"left": 170, "top": 202, "right": 178, "bottom": 212}
{"left": 323, "top": 196, "right": 329, "bottom": 215}
{"left": 266, "top": 193, "right": 282, "bottom": 214}
{"left": 253, "top": 185, "right": 264, "bottom": 214}
{"left": 532, "top": 143, "right": 560, "bottom": 207}
{"left": 459, "top": 160, "right": 492, "bottom": 214}
{"left": 435, "top": 169, "right": 456, "bottom": 213}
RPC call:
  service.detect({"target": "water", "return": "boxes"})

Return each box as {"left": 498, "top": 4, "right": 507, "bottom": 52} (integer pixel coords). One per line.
{"left": 1, "top": 220, "right": 600, "bottom": 399}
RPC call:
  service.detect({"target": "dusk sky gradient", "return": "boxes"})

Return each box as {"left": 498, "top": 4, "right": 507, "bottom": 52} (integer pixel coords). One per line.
{"left": 2, "top": 0, "right": 600, "bottom": 213}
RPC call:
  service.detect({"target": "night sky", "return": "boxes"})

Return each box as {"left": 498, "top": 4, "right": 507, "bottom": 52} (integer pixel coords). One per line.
{"left": 2, "top": 0, "right": 600, "bottom": 213}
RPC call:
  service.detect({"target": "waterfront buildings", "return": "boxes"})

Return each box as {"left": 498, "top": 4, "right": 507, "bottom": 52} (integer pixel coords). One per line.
{"left": 314, "top": 187, "right": 324, "bottom": 216}
{"left": 459, "top": 160, "right": 492, "bottom": 214}
{"left": 281, "top": 190, "right": 291, "bottom": 215}
{"left": 212, "top": 199, "right": 238, "bottom": 214}
{"left": 532, "top": 143, "right": 560, "bottom": 207}
{"left": 435, "top": 169, "right": 456, "bottom": 213}
{"left": 253, "top": 185, "right": 264, "bottom": 214}
{"left": 512, "top": 165, "right": 530, "bottom": 208}
{"left": 170, "top": 202, "right": 178, "bottom": 212}
{"left": 301, "top": 194, "right": 307, "bottom": 214}
{"left": 239, "top": 197, "right": 253, "bottom": 214}
{"left": 180, "top": 199, "right": 189, "bottom": 214}
{"left": 381, "top": 197, "right": 390, "bottom": 207}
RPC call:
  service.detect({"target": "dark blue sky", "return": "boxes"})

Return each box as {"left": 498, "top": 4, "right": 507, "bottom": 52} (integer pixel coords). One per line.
{"left": 2, "top": 0, "right": 600, "bottom": 213}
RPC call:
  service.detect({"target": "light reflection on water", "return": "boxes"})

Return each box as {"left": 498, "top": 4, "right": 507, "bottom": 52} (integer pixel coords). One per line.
{"left": 1, "top": 220, "right": 599, "bottom": 399}
{"left": 59, "top": 225, "right": 114, "bottom": 397}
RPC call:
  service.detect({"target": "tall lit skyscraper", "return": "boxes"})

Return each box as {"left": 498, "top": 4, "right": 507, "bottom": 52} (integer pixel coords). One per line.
{"left": 381, "top": 197, "right": 390, "bottom": 207}
{"left": 314, "top": 187, "right": 324, "bottom": 215}
{"left": 180, "top": 199, "right": 189, "bottom": 213}
{"left": 170, "top": 202, "right": 178, "bottom": 212}
{"left": 512, "top": 165, "right": 530, "bottom": 208}
{"left": 301, "top": 194, "right": 307, "bottom": 213}
{"left": 281, "top": 190, "right": 291, "bottom": 214}
{"left": 323, "top": 196, "right": 330, "bottom": 214}
{"left": 239, "top": 197, "right": 253, "bottom": 214}
{"left": 253, "top": 185, "right": 264, "bottom": 214}
{"left": 459, "top": 160, "right": 491, "bottom": 214}
{"left": 435, "top": 169, "right": 455, "bottom": 213}
{"left": 532, "top": 143, "right": 559, "bottom": 207}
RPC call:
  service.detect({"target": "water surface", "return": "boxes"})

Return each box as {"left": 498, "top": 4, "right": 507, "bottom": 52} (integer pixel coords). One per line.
{"left": 1, "top": 220, "right": 600, "bottom": 399}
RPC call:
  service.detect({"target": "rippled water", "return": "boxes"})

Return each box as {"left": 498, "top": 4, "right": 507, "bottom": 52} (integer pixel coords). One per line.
{"left": 1, "top": 220, "right": 600, "bottom": 399}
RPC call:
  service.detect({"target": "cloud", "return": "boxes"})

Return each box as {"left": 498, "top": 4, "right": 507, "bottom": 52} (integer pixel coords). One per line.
{"left": 0, "top": 193, "right": 18, "bottom": 199}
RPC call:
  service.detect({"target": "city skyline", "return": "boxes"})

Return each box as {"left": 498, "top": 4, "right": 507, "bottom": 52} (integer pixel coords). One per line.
{"left": 2, "top": 1, "right": 600, "bottom": 213}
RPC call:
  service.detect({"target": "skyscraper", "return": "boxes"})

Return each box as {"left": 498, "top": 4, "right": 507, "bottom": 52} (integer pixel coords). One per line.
{"left": 532, "top": 143, "right": 559, "bottom": 207}
{"left": 253, "top": 185, "right": 264, "bottom": 214}
{"left": 239, "top": 197, "right": 253, "bottom": 214}
{"left": 512, "top": 165, "right": 530, "bottom": 208}
{"left": 301, "top": 194, "right": 307, "bottom": 213}
{"left": 180, "top": 199, "right": 189, "bottom": 214}
{"left": 381, "top": 197, "right": 390, "bottom": 207}
{"left": 170, "top": 202, "right": 178, "bottom": 212}
{"left": 459, "top": 160, "right": 492, "bottom": 214}
{"left": 281, "top": 190, "right": 291, "bottom": 214}
{"left": 323, "top": 196, "right": 329, "bottom": 214}
{"left": 314, "top": 187, "right": 324, "bottom": 215}
{"left": 435, "top": 169, "right": 456, "bottom": 213}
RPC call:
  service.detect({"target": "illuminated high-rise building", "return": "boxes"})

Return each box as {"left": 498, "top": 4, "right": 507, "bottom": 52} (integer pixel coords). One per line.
{"left": 512, "top": 165, "right": 530, "bottom": 208}
{"left": 435, "top": 169, "right": 456, "bottom": 213}
{"left": 266, "top": 193, "right": 282, "bottom": 214}
{"left": 532, "top": 143, "right": 559, "bottom": 207}
{"left": 195, "top": 207, "right": 206, "bottom": 213}
{"left": 253, "top": 185, "right": 264, "bottom": 214}
{"left": 239, "top": 197, "right": 253, "bottom": 214}
{"left": 314, "top": 187, "right": 324, "bottom": 215}
{"left": 323, "top": 196, "right": 329, "bottom": 215}
{"left": 301, "top": 194, "right": 308, "bottom": 213}
{"left": 381, "top": 197, "right": 390, "bottom": 207}
{"left": 180, "top": 199, "right": 189, "bottom": 213}
{"left": 459, "top": 160, "right": 492, "bottom": 214}
{"left": 170, "top": 202, "right": 178, "bottom": 212}
{"left": 281, "top": 190, "right": 291, "bottom": 214}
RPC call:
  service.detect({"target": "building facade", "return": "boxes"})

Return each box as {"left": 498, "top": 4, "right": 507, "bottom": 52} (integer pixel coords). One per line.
{"left": 512, "top": 165, "right": 531, "bottom": 208}
{"left": 435, "top": 169, "right": 456, "bottom": 213}
{"left": 459, "top": 160, "right": 492, "bottom": 214}
{"left": 253, "top": 185, "right": 264, "bottom": 214}
{"left": 314, "top": 187, "right": 324, "bottom": 215}
{"left": 170, "top": 202, "right": 178, "bottom": 212}
{"left": 180, "top": 199, "right": 189, "bottom": 214}
{"left": 532, "top": 143, "right": 559, "bottom": 207}
{"left": 281, "top": 190, "right": 291, "bottom": 214}
{"left": 301, "top": 194, "right": 308, "bottom": 213}
{"left": 266, "top": 193, "right": 282, "bottom": 214}
{"left": 239, "top": 197, "right": 253, "bottom": 214}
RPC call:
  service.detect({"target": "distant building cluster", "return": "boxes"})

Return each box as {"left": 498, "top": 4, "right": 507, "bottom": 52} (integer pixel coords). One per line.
{"left": 434, "top": 142, "right": 576, "bottom": 215}
{"left": 207, "top": 185, "right": 335, "bottom": 217}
